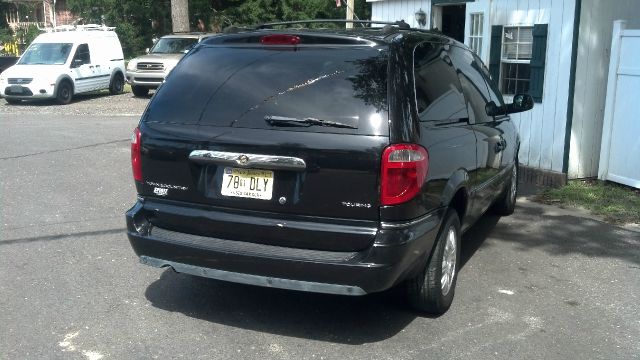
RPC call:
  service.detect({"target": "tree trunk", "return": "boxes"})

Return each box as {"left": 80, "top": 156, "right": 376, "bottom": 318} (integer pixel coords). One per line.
{"left": 171, "top": 0, "right": 189, "bottom": 33}
{"left": 346, "top": 0, "right": 354, "bottom": 29}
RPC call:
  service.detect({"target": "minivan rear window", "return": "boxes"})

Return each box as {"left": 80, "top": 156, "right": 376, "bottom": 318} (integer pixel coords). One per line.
{"left": 144, "top": 46, "right": 389, "bottom": 136}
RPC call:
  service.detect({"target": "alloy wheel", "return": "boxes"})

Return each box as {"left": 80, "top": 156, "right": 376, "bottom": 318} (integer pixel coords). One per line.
{"left": 441, "top": 226, "right": 457, "bottom": 296}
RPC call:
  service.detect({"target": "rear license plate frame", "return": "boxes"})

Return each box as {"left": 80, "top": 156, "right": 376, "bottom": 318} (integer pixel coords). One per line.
{"left": 221, "top": 167, "right": 274, "bottom": 200}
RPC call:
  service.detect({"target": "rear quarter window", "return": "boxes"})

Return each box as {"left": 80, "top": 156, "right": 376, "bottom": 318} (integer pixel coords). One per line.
{"left": 413, "top": 42, "right": 468, "bottom": 122}
{"left": 144, "top": 46, "right": 389, "bottom": 136}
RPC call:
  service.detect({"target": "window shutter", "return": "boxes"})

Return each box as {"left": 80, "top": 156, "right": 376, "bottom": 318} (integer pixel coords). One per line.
{"left": 489, "top": 25, "right": 503, "bottom": 82}
{"left": 529, "top": 24, "right": 548, "bottom": 103}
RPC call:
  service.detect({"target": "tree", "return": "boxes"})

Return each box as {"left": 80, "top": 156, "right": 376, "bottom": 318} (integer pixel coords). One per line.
{"left": 171, "top": 0, "right": 189, "bottom": 32}
{"left": 0, "top": 2, "right": 12, "bottom": 54}
{"left": 0, "top": 2, "right": 9, "bottom": 29}
{"left": 65, "top": 0, "right": 372, "bottom": 57}
{"left": 205, "top": 0, "right": 370, "bottom": 28}
{"left": 67, "top": 0, "right": 171, "bottom": 57}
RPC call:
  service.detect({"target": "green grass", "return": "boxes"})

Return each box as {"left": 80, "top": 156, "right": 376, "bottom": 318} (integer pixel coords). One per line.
{"left": 538, "top": 180, "right": 640, "bottom": 224}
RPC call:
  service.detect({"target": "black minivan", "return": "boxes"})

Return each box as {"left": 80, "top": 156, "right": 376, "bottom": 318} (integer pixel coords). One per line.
{"left": 126, "top": 21, "right": 533, "bottom": 314}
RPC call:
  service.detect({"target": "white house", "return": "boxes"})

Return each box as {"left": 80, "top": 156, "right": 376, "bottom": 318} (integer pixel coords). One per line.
{"left": 369, "top": 0, "right": 640, "bottom": 185}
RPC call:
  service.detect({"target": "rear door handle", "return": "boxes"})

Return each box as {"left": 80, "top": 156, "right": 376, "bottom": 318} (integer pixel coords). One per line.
{"left": 189, "top": 150, "right": 307, "bottom": 172}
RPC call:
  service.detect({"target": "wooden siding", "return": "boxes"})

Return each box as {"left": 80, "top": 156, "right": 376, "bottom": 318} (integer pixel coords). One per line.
{"left": 370, "top": 0, "right": 434, "bottom": 29}
{"left": 370, "top": 0, "right": 576, "bottom": 173}
{"left": 569, "top": 0, "right": 640, "bottom": 179}
{"left": 490, "top": 0, "right": 575, "bottom": 173}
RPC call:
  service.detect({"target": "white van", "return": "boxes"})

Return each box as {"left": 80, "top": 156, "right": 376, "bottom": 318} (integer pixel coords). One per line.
{"left": 0, "top": 25, "right": 126, "bottom": 105}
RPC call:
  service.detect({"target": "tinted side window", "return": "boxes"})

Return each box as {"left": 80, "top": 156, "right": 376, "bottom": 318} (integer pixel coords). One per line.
{"left": 413, "top": 42, "right": 468, "bottom": 122}
{"left": 449, "top": 46, "right": 494, "bottom": 124}
{"left": 73, "top": 43, "right": 91, "bottom": 64}
{"left": 474, "top": 54, "right": 506, "bottom": 108}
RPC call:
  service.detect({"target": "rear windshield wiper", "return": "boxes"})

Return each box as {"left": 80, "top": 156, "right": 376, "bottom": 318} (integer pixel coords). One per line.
{"left": 265, "top": 115, "right": 357, "bottom": 129}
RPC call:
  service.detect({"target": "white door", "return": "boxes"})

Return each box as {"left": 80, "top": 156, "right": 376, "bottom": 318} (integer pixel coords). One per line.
{"left": 89, "top": 42, "right": 112, "bottom": 90}
{"left": 69, "top": 63, "right": 96, "bottom": 93}
{"left": 69, "top": 43, "right": 97, "bottom": 93}
{"left": 465, "top": 0, "right": 491, "bottom": 64}
{"left": 599, "top": 21, "right": 640, "bottom": 189}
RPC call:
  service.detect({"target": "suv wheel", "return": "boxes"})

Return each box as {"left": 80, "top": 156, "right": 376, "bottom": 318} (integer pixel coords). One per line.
{"left": 109, "top": 72, "right": 125, "bottom": 95}
{"left": 405, "top": 209, "right": 461, "bottom": 314}
{"left": 56, "top": 81, "right": 73, "bottom": 105}
{"left": 131, "top": 85, "right": 149, "bottom": 97}
{"left": 492, "top": 161, "right": 518, "bottom": 216}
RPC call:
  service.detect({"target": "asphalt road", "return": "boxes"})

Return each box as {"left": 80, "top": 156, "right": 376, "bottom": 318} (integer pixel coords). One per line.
{"left": 1, "top": 93, "right": 639, "bottom": 360}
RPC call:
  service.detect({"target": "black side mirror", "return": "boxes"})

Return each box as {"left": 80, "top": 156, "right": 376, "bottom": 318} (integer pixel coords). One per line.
{"left": 506, "top": 93, "right": 534, "bottom": 114}
{"left": 485, "top": 101, "right": 501, "bottom": 117}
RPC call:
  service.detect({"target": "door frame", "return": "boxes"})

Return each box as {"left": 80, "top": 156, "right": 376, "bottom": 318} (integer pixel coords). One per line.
{"left": 464, "top": 0, "right": 491, "bottom": 64}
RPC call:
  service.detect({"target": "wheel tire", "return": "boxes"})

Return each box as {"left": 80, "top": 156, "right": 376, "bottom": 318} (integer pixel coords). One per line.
{"left": 131, "top": 85, "right": 149, "bottom": 97}
{"left": 5, "top": 98, "right": 21, "bottom": 105}
{"left": 55, "top": 81, "right": 73, "bottom": 105}
{"left": 109, "top": 72, "right": 125, "bottom": 95}
{"left": 492, "top": 161, "right": 518, "bottom": 216}
{"left": 405, "top": 209, "right": 461, "bottom": 315}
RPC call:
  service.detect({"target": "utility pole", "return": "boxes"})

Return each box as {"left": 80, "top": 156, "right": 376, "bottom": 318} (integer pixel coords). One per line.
{"left": 346, "top": 0, "right": 354, "bottom": 29}
{"left": 52, "top": 0, "right": 57, "bottom": 28}
{"left": 170, "top": 0, "right": 189, "bottom": 33}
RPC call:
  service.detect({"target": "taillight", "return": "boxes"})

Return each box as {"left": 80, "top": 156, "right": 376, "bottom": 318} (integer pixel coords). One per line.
{"left": 260, "top": 34, "right": 301, "bottom": 45}
{"left": 380, "top": 144, "right": 429, "bottom": 206}
{"left": 131, "top": 127, "right": 142, "bottom": 182}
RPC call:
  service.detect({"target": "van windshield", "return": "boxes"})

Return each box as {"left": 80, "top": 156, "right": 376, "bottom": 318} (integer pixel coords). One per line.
{"left": 18, "top": 43, "right": 73, "bottom": 65}
{"left": 150, "top": 37, "right": 198, "bottom": 54}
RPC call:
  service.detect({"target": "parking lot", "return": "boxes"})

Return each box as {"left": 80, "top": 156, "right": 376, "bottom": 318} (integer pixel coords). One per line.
{"left": 1, "top": 93, "right": 639, "bottom": 359}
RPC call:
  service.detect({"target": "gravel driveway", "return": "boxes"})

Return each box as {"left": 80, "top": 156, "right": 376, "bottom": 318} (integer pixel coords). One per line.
{"left": 0, "top": 90, "right": 149, "bottom": 117}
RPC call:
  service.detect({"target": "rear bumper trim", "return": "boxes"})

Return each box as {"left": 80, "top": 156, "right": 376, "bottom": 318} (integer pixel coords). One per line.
{"left": 151, "top": 226, "right": 358, "bottom": 262}
{"left": 380, "top": 212, "right": 437, "bottom": 229}
{"left": 140, "top": 255, "right": 366, "bottom": 295}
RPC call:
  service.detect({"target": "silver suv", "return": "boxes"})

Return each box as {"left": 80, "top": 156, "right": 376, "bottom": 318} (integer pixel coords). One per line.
{"left": 126, "top": 33, "right": 216, "bottom": 97}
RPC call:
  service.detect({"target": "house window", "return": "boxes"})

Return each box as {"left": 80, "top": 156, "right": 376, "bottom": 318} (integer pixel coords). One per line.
{"left": 501, "top": 26, "right": 533, "bottom": 95}
{"left": 469, "top": 13, "right": 483, "bottom": 56}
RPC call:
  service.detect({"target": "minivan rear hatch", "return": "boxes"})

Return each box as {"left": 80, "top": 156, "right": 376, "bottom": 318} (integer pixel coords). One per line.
{"left": 138, "top": 34, "right": 389, "bottom": 230}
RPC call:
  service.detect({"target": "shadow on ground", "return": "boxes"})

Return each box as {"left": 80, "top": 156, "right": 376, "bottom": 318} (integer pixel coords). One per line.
{"left": 489, "top": 202, "right": 640, "bottom": 265}
{"left": 460, "top": 213, "right": 501, "bottom": 268}
{"left": 145, "top": 269, "right": 417, "bottom": 345}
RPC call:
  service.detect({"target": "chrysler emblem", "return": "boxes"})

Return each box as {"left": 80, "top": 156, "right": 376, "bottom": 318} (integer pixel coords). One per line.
{"left": 238, "top": 155, "right": 249, "bottom": 165}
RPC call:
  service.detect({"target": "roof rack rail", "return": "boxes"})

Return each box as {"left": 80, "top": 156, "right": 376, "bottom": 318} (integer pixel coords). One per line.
{"left": 50, "top": 24, "right": 116, "bottom": 32}
{"left": 223, "top": 25, "right": 253, "bottom": 34}
{"left": 255, "top": 19, "right": 410, "bottom": 30}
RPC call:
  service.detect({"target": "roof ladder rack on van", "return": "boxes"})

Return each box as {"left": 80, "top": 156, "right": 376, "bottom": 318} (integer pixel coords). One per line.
{"left": 51, "top": 24, "right": 116, "bottom": 32}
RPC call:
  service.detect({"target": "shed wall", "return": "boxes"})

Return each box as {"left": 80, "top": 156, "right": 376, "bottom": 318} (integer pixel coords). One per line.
{"left": 370, "top": 0, "right": 576, "bottom": 173}
{"left": 568, "top": 0, "right": 640, "bottom": 178}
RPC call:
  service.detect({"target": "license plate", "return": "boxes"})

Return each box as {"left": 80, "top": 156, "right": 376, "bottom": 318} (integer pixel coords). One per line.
{"left": 221, "top": 167, "right": 274, "bottom": 200}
